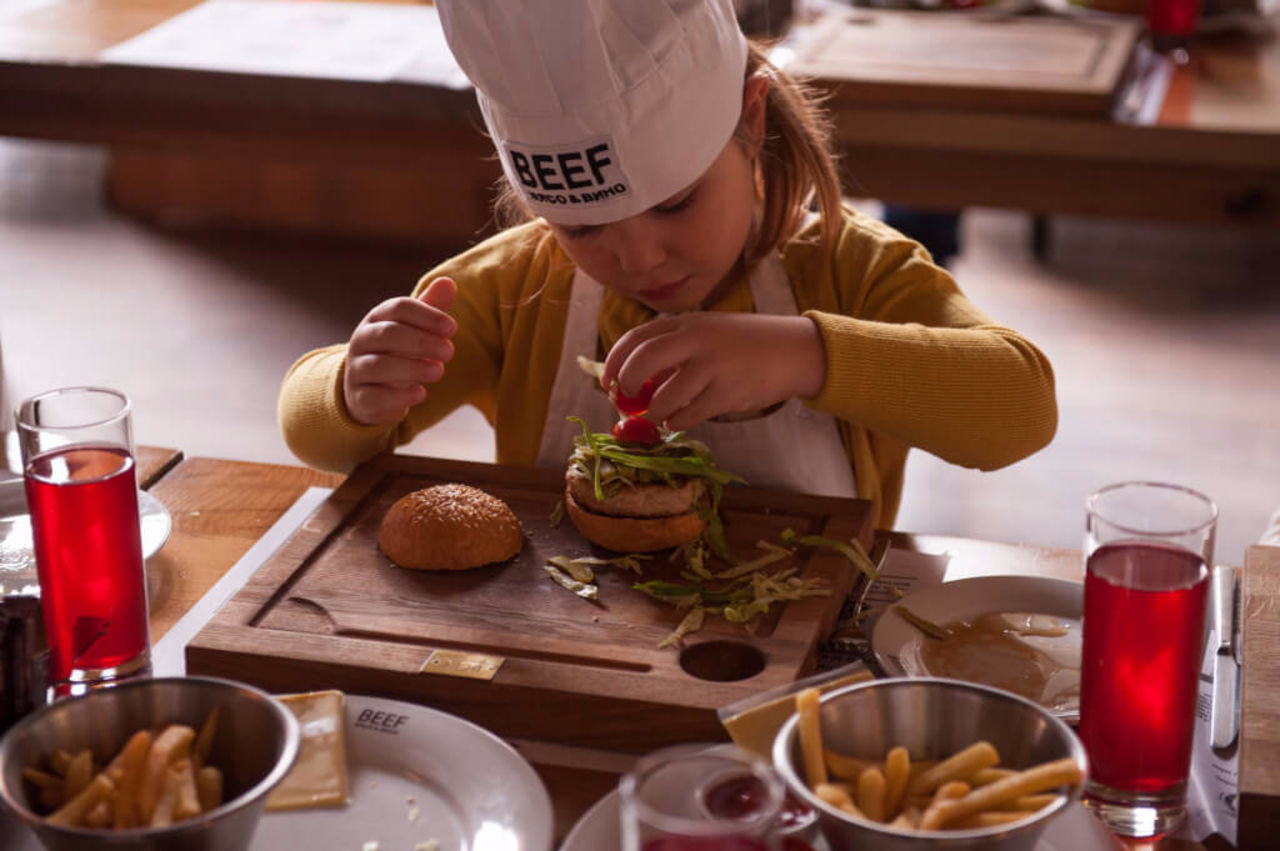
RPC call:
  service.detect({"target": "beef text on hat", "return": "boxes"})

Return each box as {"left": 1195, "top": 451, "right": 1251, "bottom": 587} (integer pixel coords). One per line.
{"left": 436, "top": 0, "right": 749, "bottom": 227}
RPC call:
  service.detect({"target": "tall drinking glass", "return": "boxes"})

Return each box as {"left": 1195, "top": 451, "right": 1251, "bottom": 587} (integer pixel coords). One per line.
{"left": 620, "top": 744, "right": 784, "bottom": 851}
{"left": 16, "top": 387, "right": 151, "bottom": 694}
{"left": 1079, "top": 481, "right": 1215, "bottom": 838}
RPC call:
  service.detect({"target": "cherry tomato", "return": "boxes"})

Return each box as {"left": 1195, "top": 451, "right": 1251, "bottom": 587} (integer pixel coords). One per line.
{"left": 611, "top": 415, "right": 661, "bottom": 446}
{"left": 610, "top": 378, "right": 657, "bottom": 416}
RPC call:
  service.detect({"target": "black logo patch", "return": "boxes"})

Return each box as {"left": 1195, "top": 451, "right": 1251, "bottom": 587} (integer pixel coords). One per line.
{"left": 355, "top": 708, "right": 409, "bottom": 734}
{"left": 504, "top": 137, "right": 630, "bottom": 207}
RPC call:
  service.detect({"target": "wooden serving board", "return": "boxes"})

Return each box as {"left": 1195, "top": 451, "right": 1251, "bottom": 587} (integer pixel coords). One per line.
{"left": 1239, "top": 544, "right": 1280, "bottom": 849}
{"left": 789, "top": 9, "right": 1141, "bottom": 117}
{"left": 185, "top": 454, "right": 872, "bottom": 752}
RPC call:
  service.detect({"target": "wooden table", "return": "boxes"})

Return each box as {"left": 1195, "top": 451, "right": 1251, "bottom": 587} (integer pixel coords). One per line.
{"left": 132, "top": 452, "right": 1275, "bottom": 847}
{"left": 0, "top": 0, "right": 1276, "bottom": 241}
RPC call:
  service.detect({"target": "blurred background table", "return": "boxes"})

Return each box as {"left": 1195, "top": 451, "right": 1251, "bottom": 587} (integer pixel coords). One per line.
{"left": 0, "top": 0, "right": 1276, "bottom": 245}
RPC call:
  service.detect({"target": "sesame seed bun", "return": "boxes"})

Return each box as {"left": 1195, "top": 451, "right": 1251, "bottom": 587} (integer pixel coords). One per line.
{"left": 379, "top": 484, "right": 523, "bottom": 570}
{"left": 564, "top": 485, "right": 706, "bottom": 553}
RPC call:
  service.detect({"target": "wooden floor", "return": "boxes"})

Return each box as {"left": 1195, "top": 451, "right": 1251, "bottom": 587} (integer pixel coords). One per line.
{"left": 2, "top": 138, "right": 1277, "bottom": 569}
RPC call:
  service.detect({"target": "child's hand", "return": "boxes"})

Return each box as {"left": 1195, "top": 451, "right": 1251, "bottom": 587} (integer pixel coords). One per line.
{"left": 342, "top": 277, "right": 458, "bottom": 426}
{"left": 602, "top": 314, "right": 826, "bottom": 431}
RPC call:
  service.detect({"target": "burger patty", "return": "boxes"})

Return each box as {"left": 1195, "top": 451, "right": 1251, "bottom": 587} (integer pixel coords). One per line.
{"left": 566, "top": 468, "right": 702, "bottom": 518}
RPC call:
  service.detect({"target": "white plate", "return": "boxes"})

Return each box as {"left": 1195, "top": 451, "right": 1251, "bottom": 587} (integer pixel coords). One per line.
{"left": 872, "top": 575, "right": 1084, "bottom": 721}
{"left": 1, "top": 694, "right": 554, "bottom": 851}
{"left": 561, "top": 788, "right": 1121, "bottom": 851}
{"left": 0, "top": 478, "right": 172, "bottom": 596}
{"left": 251, "top": 694, "right": 553, "bottom": 851}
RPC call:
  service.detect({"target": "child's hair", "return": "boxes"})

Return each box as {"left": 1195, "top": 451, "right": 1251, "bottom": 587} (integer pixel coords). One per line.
{"left": 493, "top": 41, "right": 843, "bottom": 266}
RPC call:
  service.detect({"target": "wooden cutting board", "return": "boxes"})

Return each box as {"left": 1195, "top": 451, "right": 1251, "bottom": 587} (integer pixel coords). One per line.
{"left": 1239, "top": 544, "right": 1280, "bottom": 849}
{"left": 788, "top": 9, "right": 1142, "bottom": 117}
{"left": 185, "top": 453, "right": 872, "bottom": 752}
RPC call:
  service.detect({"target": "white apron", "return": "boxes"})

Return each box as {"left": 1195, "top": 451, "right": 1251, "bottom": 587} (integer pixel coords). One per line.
{"left": 534, "top": 255, "right": 857, "bottom": 499}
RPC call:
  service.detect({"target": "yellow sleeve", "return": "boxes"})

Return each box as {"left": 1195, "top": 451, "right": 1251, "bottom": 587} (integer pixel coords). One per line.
{"left": 277, "top": 344, "right": 399, "bottom": 472}
{"left": 800, "top": 213, "right": 1057, "bottom": 471}
{"left": 277, "top": 225, "right": 550, "bottom": 472}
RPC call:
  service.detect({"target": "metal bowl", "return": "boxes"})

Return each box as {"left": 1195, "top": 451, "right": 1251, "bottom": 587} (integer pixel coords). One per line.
{"left": 772, "top": 677, "right": 1088, "bottom": 851}
{"left": 0, "top": 676, "right": 300, "bottom": 851}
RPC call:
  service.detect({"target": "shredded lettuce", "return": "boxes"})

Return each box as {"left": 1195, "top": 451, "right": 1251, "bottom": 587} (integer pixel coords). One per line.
{"left": 543, "top": 564, "right": 598, "bottom": 601}
{"left": 893, "top": 604, "right": 952, "bottom": 640}
{"left": 780, "top": 528, "right": 879, "bottom": 581}
{"left": 658, "top": 607, "right": 706, "bottom": 649}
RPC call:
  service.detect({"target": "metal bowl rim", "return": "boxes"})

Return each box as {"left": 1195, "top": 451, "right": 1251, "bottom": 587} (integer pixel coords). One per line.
{"left": 0, "top": 675, "right": 301, "bottom": 837}
{"left": 771, "top": 676, "right": 1089, "bottom": 840}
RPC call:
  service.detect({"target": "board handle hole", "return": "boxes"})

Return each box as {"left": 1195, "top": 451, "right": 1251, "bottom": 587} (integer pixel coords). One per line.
{"left": 679, "top": 640, "right": 767, "bottom": 682}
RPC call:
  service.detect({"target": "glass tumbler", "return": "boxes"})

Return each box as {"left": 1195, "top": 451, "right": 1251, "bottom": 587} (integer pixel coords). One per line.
{"left": 621, "top": 744, "right": 785, "bottom": 851}
{"left": 16, "top": 387, "right": 151, "bottom": 694}
{"left": 1079, "top": 481, "right": 1215, "bottom": 838}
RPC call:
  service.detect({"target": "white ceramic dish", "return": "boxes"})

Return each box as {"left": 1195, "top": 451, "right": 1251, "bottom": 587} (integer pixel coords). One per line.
{"left": 1, "top": 694, "right": 553, "bottom": 851}
{"left": 0, "top": 477, "right": 171, "bottom": 596}
{"left": 872, "top": 576, "right": 1084, "bottom": 722}
{"left": 252, "top": 694, "right": 553, "bottom": 851}
{"left": 560, "top": 788, "right": 1120, "bottom": 851}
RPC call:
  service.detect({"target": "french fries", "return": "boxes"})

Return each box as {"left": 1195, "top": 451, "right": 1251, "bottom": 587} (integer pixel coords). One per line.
{"left": 794, "top": 692, "right": 1084, "bottom": 834}
{"left": 21, "top": 708, "right": 227, "bottom": 831}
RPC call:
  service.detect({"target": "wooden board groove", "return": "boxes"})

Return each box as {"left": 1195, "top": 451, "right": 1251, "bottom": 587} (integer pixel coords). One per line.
{"left": 187, "top": 453, "right": 873, "bottom": 751}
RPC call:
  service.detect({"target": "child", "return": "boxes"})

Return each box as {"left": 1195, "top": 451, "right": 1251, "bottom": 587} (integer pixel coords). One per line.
{"left": 278, "top": 0, "right": 1057, "bottom": 531}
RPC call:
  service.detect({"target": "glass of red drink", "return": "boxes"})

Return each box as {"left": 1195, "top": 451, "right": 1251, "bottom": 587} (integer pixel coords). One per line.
{"left": 1146, "top": 0, "right": 1202, "bottom": 53}
{"left": 620, "top": 744, "right": 786, "bottom": 851}
{"left": 16, "top": 387, "right": 151, "bottom": 695}
{"left": 1079, "top": 481, "right": 1216, "bottom": 839}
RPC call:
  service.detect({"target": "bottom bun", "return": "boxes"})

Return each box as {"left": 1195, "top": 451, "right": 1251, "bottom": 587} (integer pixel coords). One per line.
{"left": 564, "top": 487, "right": 706, "bottom": 553}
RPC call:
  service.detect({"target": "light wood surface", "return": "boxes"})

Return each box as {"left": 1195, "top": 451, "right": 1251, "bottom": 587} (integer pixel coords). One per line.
{"left": 184, "top": 452, "right": 870, "bottom": 752}
{"left": 0, "top": 0, "right": 1276, "bottom": 236}
{"left": 135, "top": 445, "right": 181, "bottom": 491}
{"left": 1239, "top": 544, "right": 1280, "bottom": 850}
{"left": 144, "top": 455, "right": 341, "bottom": 643}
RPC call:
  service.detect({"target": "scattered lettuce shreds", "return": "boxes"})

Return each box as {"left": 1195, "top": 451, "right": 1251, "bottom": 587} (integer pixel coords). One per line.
{"left": 634, "top": 543, "right": 831, "bottom": 648}
{"left": 893, "top": 604, "right": 952, "bottom": 640}
{"left": 659, "top": 607, "right": 705, "bottom": 649}
{"left": 780, "top": 528, "right": 879, "bottom": 580}
{"left": 576, "top": 355, "right": 606, "bottom": 383}
{"left": 549, "top": 499, "right": 564, "bottom": 529}
{"left": 543, "top": 564, "right": 598, "bottom": 601}
{"left": 547, "top": 555, "right": 595, "bottom": 583}
{"left": 713, "top": 546, "right": 790, "bottom": 579}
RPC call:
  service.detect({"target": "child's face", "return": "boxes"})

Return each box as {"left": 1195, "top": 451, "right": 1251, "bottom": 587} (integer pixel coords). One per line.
{"left": 548, "top": 79, "right": 768, "bottom": 314}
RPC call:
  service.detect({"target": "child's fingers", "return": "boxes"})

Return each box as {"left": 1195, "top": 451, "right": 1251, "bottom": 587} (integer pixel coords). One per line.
{"left": 348, "top": 352, "right": 446, "bottom": 387}
{"left": 418, "top": 276, "right": 458, "bottom": 314}
{"left": 352, "top": 321, "right": 455, "bottom": 363}
{"left": 600, "top": 317, "right": 682, "bottom": 391}
{"left": 646, "top": 364, "right": 712, "bottom": 428}
{"left": 346, "top": 382, "right": 428, "bottom": 425}
{"left": 365, "top": 294, "right": 457, "bottom": 339}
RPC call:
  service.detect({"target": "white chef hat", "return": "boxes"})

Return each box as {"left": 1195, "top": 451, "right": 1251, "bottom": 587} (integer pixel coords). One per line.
{"left": 436, "top": 0, "right": 749, "bottom": 226}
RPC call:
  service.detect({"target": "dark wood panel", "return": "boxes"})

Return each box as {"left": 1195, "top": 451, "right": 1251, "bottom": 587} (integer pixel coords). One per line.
{"left": 1239, "top": 545, "right": 1280, "bottom": 850}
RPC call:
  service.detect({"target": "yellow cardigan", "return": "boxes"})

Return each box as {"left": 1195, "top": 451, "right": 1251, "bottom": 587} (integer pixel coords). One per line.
{"left": 278, "top": 208, "right": 1057, "bottom": 529}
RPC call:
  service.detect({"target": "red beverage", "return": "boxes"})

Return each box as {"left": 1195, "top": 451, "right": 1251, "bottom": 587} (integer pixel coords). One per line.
{"left": 1147, "top": 0, "right": 1201, "bottom": 45}
{"left": 25, "top": 445, "right": 150, "bottom": 683}
{"left": 1079, "top": 542, "right": 1208, "bottom": 794}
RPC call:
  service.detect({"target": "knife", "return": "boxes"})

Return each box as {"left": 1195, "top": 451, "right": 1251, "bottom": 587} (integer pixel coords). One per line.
{"left": 1210, "top": 566, "right": 1241, "bottom": 752}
